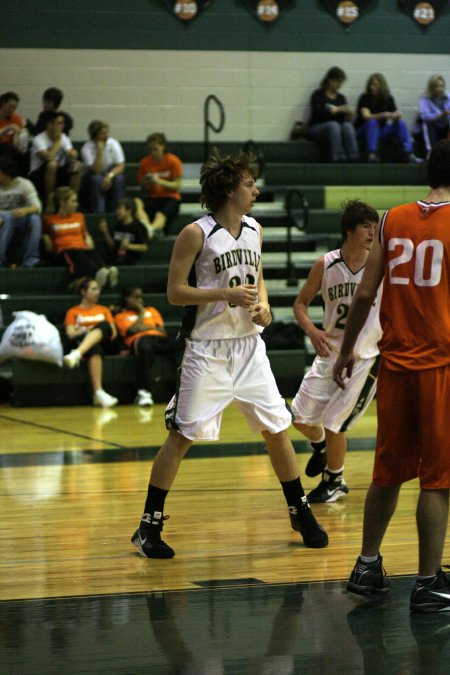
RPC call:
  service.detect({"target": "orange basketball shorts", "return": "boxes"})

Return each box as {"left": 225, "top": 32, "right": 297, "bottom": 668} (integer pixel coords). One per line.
{"left": 373, "top": 360, "right": 450, "bottom": 489}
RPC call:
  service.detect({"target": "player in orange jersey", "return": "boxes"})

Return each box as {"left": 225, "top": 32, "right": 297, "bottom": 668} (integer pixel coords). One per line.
{"left": 334, "top": 139, "right": 450, "bottom": 612}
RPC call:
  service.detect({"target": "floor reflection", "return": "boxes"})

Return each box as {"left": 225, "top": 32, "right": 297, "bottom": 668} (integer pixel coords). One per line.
{"left": 1, "top": 577, "right": 450, "bottom": 674}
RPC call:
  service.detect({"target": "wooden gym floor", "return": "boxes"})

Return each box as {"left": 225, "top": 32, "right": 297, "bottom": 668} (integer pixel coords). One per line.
{"left": 1, "top": 399, "right": 450, "bottom": 673}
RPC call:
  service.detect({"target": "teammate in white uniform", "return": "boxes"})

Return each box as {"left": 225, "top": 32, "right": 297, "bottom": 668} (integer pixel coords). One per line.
{"left": 291, "top": 200, "right": 381, "bottom": 502}
{"left": 131, "top": 151, "right": 328, "bottom": 558}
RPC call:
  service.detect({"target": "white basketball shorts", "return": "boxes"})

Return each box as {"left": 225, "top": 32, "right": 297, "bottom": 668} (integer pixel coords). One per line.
{"left": 291, "top": 354, "right": 378, "bottom": 434}
{"left": 165, "top": 334, "right": 292, "bottom": 441}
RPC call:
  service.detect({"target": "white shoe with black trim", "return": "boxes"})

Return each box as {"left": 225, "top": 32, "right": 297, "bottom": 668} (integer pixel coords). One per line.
{"left": 135, "top": 389, "right": 154, "bottom": 406}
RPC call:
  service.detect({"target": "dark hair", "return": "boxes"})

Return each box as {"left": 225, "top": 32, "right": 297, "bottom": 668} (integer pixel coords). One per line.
{"left": 88, "top": 119, "right": 108, "bottom": 140}
{"left": 200, "top": 149, "right": 257, "bottom": 213}
{"left": 0, "top": 91, "right": 19, "bottom": 107}
{"left": 118, "top": 198, "right": 137, "bottom": 217}
{"left": 340, "top": 200, "right": 379, "bottom": 240}
{"left": 75, "top": 276, "right": 95, "bottom": 294}
{"left": 41, "top": 110, "right": 65, "bottom": 128}
{"left": 427, "top": 139, "right": 450, "bottom": 189}
{"left": 121, "top": 286, "right": 143, "bottom": 306}
{"left": 321, "top": 67, "right": 346, "bottom": 89}
{"left": 43, "top": 87, "right": 63, "bottom": 108}
{"left": 0, "top": 154, "right": 19, "bottom": 178}
{"left": 146, "top": 132, "right": 167, "bottom": 148}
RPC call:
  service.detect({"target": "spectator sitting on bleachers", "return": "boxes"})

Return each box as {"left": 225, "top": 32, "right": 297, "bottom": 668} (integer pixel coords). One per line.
{"left": 114, "top": 286, "right": 168, "bottom": 406}
{"left": 80, "top": 120, "right": 125, "bottom": 213}
{"left": 63, "top": 276, "right": 119, "bottom": 408}
{"left": 29, "top": 111, "right": 82, "bottom": 211}
{"left": 32, "top": 87, "right": 74, "bottom": 137}
{"left": 355, "top": 73, "right": 422, "bottom": 164}
{"left": 42, "top": 186, "right": 117, "bottom": 289}
{"left": 98, "top": 198, "right": 148, "bottom": 266}
{"left": 0, "top": 154, "right": 41, "bottom": 268}
{"left": 415, "top": 75, "right": 450, "bottom": 160}
{"left": 137, "top": 132, "right": 182, "bottom": 236}
{"left": 0, "top": 91, "right": 30, "bottom": 157}
{"left": 306, "top": 67, "right": 359, "bottom": 162}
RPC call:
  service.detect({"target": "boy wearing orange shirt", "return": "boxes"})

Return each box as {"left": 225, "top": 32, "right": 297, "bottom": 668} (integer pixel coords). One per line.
{"left": 137, "top": 133, "right": 182, "bottom": 236}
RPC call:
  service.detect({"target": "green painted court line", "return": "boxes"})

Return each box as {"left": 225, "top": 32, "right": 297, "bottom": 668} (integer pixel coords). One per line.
{"left": 0, "top": 437, "right": 375, "bottom": 468}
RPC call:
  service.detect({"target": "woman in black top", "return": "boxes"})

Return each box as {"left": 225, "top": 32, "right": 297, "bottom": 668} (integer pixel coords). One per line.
{"left": 98, "top": 197, "right": 148, "bottom": 265}
{"left": 306, "top": 67, "right": 359, "bottom": 162}
{"left": 355, "top": 73, "right": 421, "bottom": 163}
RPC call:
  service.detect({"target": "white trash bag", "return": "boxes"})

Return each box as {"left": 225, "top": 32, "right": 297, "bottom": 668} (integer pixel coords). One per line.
{"left": 0, "top": 310, "right": 63, "bottom": 366}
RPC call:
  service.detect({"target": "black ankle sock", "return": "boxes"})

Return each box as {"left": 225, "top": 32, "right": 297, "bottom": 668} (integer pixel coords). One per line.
{"left": 311, "top": 439, "right": 326, "bottom": 452}
{"left": 142, "top": 484, "right": 168, "bottom": 523}
{"left": 323, "top": 468, "right": 343, "bottom": 482}
{"left": 281, "top": 477, "right": 305, "bottom": 510}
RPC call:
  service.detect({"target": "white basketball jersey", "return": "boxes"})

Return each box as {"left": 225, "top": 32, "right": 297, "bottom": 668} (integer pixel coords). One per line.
{"left": 321, "top": 249, "right": 382, "bottom": 359}
{"left": 183, "top": 214, "right": 263, "bottom": 340}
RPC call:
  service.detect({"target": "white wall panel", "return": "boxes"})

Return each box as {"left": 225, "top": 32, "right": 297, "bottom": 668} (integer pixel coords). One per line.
{"left": 1, "top": 49, "right": 448, "bottom": 143}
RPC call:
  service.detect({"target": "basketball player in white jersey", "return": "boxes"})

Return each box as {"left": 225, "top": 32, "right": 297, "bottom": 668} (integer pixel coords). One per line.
{"left": 131, "top": 151, "right": 328, "bottom": 558}
{"left": 291, "top": 200, "right": 381, "bottom": 503}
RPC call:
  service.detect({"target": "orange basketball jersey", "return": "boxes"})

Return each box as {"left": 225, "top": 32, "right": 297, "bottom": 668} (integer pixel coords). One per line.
{"left": 379, "top": 200, "right": 450, "bottom": 371}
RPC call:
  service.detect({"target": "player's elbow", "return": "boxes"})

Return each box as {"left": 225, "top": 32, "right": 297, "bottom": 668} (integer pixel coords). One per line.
{"left": 354, "top": 287, "right": 377, "bottom": 310}
{"left": 167, "top": 287, "right": 184, "bottom": 306}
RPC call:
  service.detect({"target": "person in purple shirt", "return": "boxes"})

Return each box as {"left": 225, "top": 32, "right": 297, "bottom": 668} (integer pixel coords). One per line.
{"left": 416, "top": 75, "right": 450, "bottom": 159}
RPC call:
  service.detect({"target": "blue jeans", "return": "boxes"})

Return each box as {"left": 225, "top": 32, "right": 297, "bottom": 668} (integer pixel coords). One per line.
{"left": 307, "top": 121, "right": 359, "bottom": 161}
{"left": 357, "top": 118, "right": 413, "bottom": 154}
{"left": 0, "top": 212, "right": 42, "bottom": 267}
{"left": 85, "top": 172, "right": 126, "bottom": 213}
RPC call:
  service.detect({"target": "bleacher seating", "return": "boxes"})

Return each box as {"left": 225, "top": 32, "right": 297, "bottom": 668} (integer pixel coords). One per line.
{"left": 1, "top": 139, "right": 427, "bottom": 406}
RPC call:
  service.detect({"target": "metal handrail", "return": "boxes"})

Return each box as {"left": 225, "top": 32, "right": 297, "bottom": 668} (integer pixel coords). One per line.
{"left": 284, "top": 188, "right": 309, "bottom": 287}
{"left": 203, "top": 95, "right": 225, "bottom": 162}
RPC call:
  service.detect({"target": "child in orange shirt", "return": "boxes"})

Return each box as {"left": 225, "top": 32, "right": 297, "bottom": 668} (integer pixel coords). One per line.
{"left": 136, "top": 133, "right": 182, "bottom": 236}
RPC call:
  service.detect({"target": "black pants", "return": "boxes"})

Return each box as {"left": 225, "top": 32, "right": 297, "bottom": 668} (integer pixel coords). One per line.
{"left": 65, "top": 321, "right": 116, "bottom": 357}
{"left": 133, "top": 335, "right": 169, "bottom": 392}
{"left": 57, "top": 248, "right": 105, "bottom": 279}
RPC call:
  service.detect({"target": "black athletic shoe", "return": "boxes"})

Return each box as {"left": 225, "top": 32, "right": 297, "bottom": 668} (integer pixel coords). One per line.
{"left": 289, "top": 497, "right": 329, "bottom": 548}
{"left": 347, "top": 555, "right": 390, "bottom": 596}
{"left": 410, "top": 569, "right": 450, "bottom": 613}
{"left": 307, "top": 474, "right": 349, "bottom": 503}
{"left": 131, "top": 513, "right": 175, "bottom": 559}
{"left": 305, "top": 441, "right": 327, "bottom": 477}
